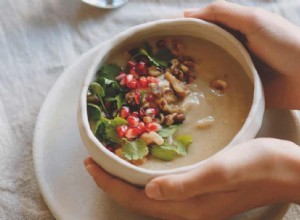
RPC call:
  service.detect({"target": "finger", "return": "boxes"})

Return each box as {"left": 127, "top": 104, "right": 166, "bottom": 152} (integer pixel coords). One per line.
{"left": 184, "top": 1, "right": 265, "bottom": 35}
{"left": 145, "top": 161, "right": 232, "bottom": 201}
{"left": 83, "top": 157, "right": 94, "bottom": 166}
{"left": 84, "top": 160, "right": 189, "bottom": 219}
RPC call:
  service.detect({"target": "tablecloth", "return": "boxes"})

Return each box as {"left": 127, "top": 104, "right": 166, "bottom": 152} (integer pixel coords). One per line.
{"left": 0, "top": 0, "right": 299, "bottom": 219}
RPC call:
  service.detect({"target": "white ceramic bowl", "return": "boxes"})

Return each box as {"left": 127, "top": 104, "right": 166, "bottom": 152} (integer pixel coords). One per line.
{"left": 78, "top": 18, "right": 265, "bottom": 186}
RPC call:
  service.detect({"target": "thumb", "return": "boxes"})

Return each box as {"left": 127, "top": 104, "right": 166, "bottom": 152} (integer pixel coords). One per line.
{"left": 145, "top": 161, "right": 229, "bottom": 201}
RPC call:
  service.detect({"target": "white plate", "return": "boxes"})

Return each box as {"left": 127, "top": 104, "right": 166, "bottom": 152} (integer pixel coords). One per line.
{"left": 33, "top": 43, "right": 300, "bottom": 220}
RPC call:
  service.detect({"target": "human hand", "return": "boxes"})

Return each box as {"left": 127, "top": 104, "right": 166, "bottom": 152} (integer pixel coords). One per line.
{"left": 184, "top": 0, "right": 300, "bottom": 109}
{"left": 84, "top": 138, "right": 300, "bottom": 220}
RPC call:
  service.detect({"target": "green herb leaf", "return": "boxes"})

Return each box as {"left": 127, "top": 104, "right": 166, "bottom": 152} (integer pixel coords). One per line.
{"left": 158, "top": 125, "right": 180, "bottom": 137}
{"left": 105, "top": 117, "right": 128, "bottom": 144}
{"left": 122, "top": 139, "right": 149, "bottom": 160}
{"left": 95, "top": 117, "right": 110, "bottom": 141}
{"left": 115, "top": 94, "right": 125, "bottom": 110}
{"left": 87, "top": 103, "right": 101, "bottom": 120}
{"left": 154, "top": 48, "right": 175, "bottom": 67}
{"left": 174, "top": 135, "right": 193, "bottom": 156}
{"left": 151, "top": 144, "right": 179, "bottom": 161}
{"left": 97, "top": 64, "right": 122, "bottom": 80}
{"left": 140, "top": 49, "right": 161, "bottom": 67}
{"left": 89, "top": 82, "right": 105, "bottom": 98}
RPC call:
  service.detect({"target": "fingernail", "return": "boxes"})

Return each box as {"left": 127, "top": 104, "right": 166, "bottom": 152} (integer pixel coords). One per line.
{"left": 184, "top": 8, "right": 199, "bottom": 16}
{"left": 146, "top": 182, "right": 162, "bottom": 199}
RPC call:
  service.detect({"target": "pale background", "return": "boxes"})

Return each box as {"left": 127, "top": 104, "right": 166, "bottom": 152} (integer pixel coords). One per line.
{"left": 0, "top": 0, "right": 299, "bottom": 219}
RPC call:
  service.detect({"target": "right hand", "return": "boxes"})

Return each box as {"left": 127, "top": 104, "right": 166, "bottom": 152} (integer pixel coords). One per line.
{"left": 184, "top": 0, "right": 300, "bottom": 109}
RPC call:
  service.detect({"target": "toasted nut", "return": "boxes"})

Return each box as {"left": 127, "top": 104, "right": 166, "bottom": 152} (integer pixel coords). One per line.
{"left": 140, "top": 131, "right": 164, "bottom": 145}
{"left": 175, "top": 113, "right": 185, "bottom": 123}
{"left": 165, "top": 71, "right": 190, "bottom": 98}
{"left": 180, "top": 64, "right": 189, "bottom": 72}
{"left": 210, "top": 79, "right": 229, "bottom": 93}
{"left": 171, "top": 59, "right": 179, "bottom": 69}
{"left": 148, "top": 66, "right": 162, "bottom": 77}
{"left": 173, "top": 41, "right": 184, "bottom": 55}
{"left": 164, "top": 113, "right": 177, "bottom": 126}
{"left": 196, "top": 116, "right": 215, "bottom": 128}
{"left": 155, "top": 113, "right": 165, "bottom": 124}
{"left": 143, "top": 116, "right": 153, "bottom": 124}
{"left": 162, "top": 87, "right": 177, "bottom": 103}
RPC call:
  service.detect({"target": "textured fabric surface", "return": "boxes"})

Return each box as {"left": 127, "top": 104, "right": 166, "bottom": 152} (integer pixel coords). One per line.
{"left": 0, "top": 0, "right": 299, "bottom": 219}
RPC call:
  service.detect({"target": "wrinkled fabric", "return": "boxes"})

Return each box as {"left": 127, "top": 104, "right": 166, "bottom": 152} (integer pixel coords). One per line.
{"left": 0, "top": 0, "right": 299, "bottom": 219}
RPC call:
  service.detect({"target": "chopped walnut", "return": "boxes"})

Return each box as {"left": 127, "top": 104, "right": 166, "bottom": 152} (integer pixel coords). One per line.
{"left": 140, "top": 131, "right": 164, "bottom": 145}
{"left": 210, "top": 79, "right": 229, "bottom": 94}
{"left": 165, "top": 71, "right": 190, "bottom": 98}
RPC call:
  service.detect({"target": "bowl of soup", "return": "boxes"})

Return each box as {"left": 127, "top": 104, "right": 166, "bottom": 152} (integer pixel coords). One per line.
{"left": 77, "top": 18, "right": 265, "bottom": 186}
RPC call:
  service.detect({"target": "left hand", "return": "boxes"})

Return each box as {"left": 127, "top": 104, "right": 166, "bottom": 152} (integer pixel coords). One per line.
{"left": 84, "top": 138, "right": 300, "bottom": 220}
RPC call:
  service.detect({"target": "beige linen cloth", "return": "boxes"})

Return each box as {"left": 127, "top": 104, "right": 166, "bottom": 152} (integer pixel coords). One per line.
{"left": 0, "top": 0, "right": 299, "bottom": 219}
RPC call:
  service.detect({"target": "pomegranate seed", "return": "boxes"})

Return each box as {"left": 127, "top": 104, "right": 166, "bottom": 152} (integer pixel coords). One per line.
{"left": 147, "top": 76, "right": 159, "bottom": 84}
{"left": 115, "top": 72, "right": 126, "bottom": 81}
{"left": 120, "top": 78, "right": 126, "bottom": 86}
{"left": 130, "top": 67, "right": 139, "bottom": 78}
{"left": 116, "top": 125, "right": 128, "bottom": 138}
{"left": 134, "top": 92, "right": 141, "bottom": 105}
{"left": 143, "top": 116, "right": 153, "bottom": 124}
{"left": 138, "top": 76, "right": 148, "bottom": 88}
{"left": 127, "top": 60, "right": 137, "bottom": 68}
{"left": 136, "top": 62, "right": 148, "bottom": 76}
{"left": 145, "top": 122, "right": 162, "bottom": 132}
{"left": 130, "top": 111, "right": 139, "bottom": 118}
{"left": 127, "top": 115, "right": 140, "bottom": 127}
{"left": 126, "top": 74, "right": 134, "bottom": 83}
{"left": 137, "top": 122, "right": 146, "bottom": 132}
{"left": 125, "top": 127, "right": 141, "bottom": 139}
{"left": 127, "top": 78, "right": 138, "bottom": 89}
{"left": 120, "top": 106, "right": 130, "bottom": 119}
{"left": 145, "top": 108, "right": 158, "bottom": 118}
{"left": 139, "top": 108, "right": 146, "bottom": 117}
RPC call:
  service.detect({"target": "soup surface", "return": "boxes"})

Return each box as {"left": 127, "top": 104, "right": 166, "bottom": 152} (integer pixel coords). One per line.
{"left": 103, "top": 36, "right": 253, "bottom": 170}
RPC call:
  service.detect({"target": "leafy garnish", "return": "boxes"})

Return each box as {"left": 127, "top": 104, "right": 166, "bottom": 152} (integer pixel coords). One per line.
{"left": 151, "top": 134, "right": 192, "bottom": 160}
{"left": 89, "top": 82, "right": 105, "bottom": 98}
{"left": 175, "top": 135, "right": 192, "bottom": 156}
{"left": 95, "top": 117, "right": 110, "bottom": 141}
{"left": 140, "top": 49, "right": 161, "bottom": 67}
{"left": 154, "top": 48, "right": 175, "bottom": 67}
{"left": 158, "top": 125, "right": 180, "bottom": 137}
{"left": 122, "top": 139, "right": 149, "bottom": 160}
{"left": 87, "top": 103, "right": 101, "bottom": 120}
{"left": 115, "top": 94, "right": 125, "bottom": 110}
{"left": 106, "top": 117, "right": 128, "bottom": 144}
{"left": 97, "top": 64, "right": 122, "bottom": 80}
{"left": 151, "top": 144, "right": 179, "bottom": 161}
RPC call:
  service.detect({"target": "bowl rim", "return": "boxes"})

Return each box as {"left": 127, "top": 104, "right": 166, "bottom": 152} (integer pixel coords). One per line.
{"left": 79, "top": 17, "right": 264, "bottom": 176}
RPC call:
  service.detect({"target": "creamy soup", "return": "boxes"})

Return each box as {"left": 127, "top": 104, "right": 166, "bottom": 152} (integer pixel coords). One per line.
{"left": 101, "top": 36, "right": 253, "bottom": 170}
